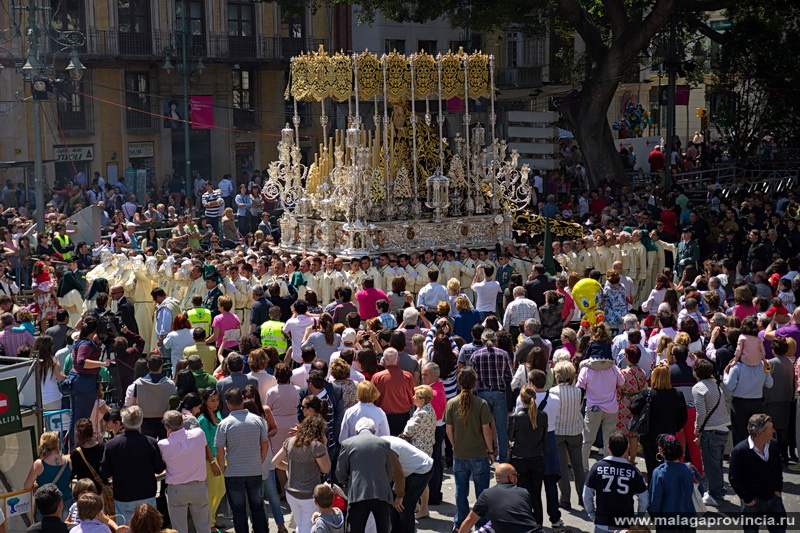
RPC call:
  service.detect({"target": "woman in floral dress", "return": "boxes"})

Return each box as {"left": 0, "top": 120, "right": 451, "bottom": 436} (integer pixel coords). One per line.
{"left": 32, "top": 259, "right": 59, "bottom": 331}
{"left": 617, "top": 345, "right": 648, "bottom": 463}
{"left": 601, "top": 269, "right": 629, "bottom": 335}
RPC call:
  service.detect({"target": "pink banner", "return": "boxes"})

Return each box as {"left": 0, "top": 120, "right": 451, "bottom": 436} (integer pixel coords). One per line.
{"left": 190, "top": 96, "right": 213, "bottom": 129}
{"left": 674, "top": 85, "right": 691, "bottom": 106}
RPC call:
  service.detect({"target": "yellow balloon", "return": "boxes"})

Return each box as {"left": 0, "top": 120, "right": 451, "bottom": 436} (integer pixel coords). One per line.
{"left": 572, "top": 278, "right": 604, "bottom": 327}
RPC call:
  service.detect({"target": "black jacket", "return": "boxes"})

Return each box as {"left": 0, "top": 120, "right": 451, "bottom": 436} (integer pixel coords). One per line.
{"left": 729, "top": 438, "right": 783, "bottom": 503}
{"left": 27, "top": 516, "right": 69, "bottom": 533}
{"left": 508, "top": 407, "right": 547, "bottom": 460}
{"left": 524, "top": 276, "right": 556, "bottom": 307}
{"left": 115, "top": 296, "right": 139, "bottom": 334}
{"left": 630, "top": 387, "right": 687, "bottom": 444}
{"left": 56, "top": 269, "right": 85, "bottom": 298}
{"left": 100, "top": 429, "right": 166, "bottom": 502}
{"left": 298, "top": 382, "right": 345, "bottom": 447}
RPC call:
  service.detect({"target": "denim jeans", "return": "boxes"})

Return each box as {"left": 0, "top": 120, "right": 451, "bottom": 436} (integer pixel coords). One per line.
{"left": 453, "top": 458, "right": 490, "bottom": 528}
{"left": 740, "top": 494, "right": 786, "bottom": 533}
{"left": 225, "top": 475, "right": 268, "bottom": 533}
{"left": 477, "top": 390, "right": 509, "bottom": 463}
{"left": 262, "top": 470, "right": 285, "bottom": 526}
{"left": 115, "top": 497, "right": 156, "bottom": 526}
{"left": 428, "top": 425, "right": 446, "bottom": 503}
{"left": 700, "top": 429, "right": 728, "bottom": 500}
{"left": 69, "top": 372, "right": 98, "bottom": 449}
{"left": 391, "top": 470, "right": 434, "bottom": 533}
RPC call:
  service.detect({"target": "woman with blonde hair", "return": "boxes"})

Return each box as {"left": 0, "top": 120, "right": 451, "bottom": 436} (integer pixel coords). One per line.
{"left": 551, "top": 361, "right": 585, "bottom": 509}
{"left": 411, "top": 334, "right": 426, "bottom": 361}
{"left": 24, "top": 431, "right": 73, "bottom": 515}
{"left": 508, "top": 384, "right": 548, "bottom": 525}
{"left": 446, "top": 277, "right": 468, "bottom": 314}
{"left": 339, "top": 380, "right": 390, "bottom": 440}
{"left": 453, "top": 295, "right": 480, "bottom": 340}
{"left": 630, "top": 364, "right": 688, "bottom": 479}
{"left": 400, "top": 384, "right": 437, "bottom": 518}
{"left": 655, "top": 334, "right": 674, "bottom": 365}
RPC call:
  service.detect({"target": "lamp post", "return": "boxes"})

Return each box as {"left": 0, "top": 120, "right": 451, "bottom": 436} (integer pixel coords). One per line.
{"left": 163, "top": 0, "right": 205, "bottom": 200}
{"left": 2, "top": 0, "right": 86, "bottom": 235}
{"left": 653, "top": 22, "right": 706, "bottom": 192}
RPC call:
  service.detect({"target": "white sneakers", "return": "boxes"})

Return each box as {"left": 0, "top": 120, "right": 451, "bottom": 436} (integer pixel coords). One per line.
{"left": 702, "top": 493, "right": 722, "bottom": 506}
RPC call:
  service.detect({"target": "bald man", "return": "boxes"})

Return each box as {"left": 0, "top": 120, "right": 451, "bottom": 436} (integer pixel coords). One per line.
{"left": 458, "top": 463, "right": 542, "bottom": 533}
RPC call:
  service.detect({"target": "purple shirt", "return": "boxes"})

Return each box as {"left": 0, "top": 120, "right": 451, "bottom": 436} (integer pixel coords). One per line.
{"left": 774, "top": 323, "right": 800, "bottom": 347}
{"left": 157, "top": 427, "right": 208, "bottom": 485}
{"left": 576, "top": 365, "right": 625, "bottom": 413}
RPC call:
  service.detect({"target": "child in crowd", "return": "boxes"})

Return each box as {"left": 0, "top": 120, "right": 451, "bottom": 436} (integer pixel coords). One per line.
{"left": 777, "top": 279, "right": 796, "bottom": 312}
{"left": 310, "top": 484, "right": 344, "bottom": 533}
{"left": 734, "top": 315, "right": 767, "bottom": 367}
{"left": 13, "top": 308, "right": 35, "bottom": 335}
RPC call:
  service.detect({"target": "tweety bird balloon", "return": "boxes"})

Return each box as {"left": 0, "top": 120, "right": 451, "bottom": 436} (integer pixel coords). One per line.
{"left": 572, "top": 278, "right": 604, "bottom": 327}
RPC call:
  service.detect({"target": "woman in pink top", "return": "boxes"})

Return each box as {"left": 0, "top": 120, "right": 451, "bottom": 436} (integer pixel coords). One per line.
{"left": 732, "top": 286, "right": 756, "bottom": 322}
{"left": 734, "top": 315, "right": 767, "bottom": 366}
{"left": 206, "top": 295, "right": 242, "bottom": 350}
{"left": 264, "top": 362, "right": 300, "bottom": 497}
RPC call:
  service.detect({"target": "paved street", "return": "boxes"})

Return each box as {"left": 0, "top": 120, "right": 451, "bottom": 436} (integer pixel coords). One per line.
{"left": 215, "top": 448, "right": 800, "bottom": 532}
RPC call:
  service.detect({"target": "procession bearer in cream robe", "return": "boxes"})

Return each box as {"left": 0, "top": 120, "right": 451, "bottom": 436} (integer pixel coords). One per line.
{"left": 618, "top": 231, "right": 635, "bottom": 281}
{"left": 631, "top": 230, "right": 649, "bottom": 309}
{"left": 181, "top": 261, "right": 207, "bottom": 311}
{"left": 409, "top": 252, "right": 429, "bottom": 299}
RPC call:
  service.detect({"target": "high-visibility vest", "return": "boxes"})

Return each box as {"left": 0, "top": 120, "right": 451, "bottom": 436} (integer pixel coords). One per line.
{"left": 187, "top": 306, "right": 212, "bottom": 335}
{"left": 260, "top": 320, "right": 287, "bottom": 354}
{"left": 54, "top": 234, "right": 72, "bottom": 259}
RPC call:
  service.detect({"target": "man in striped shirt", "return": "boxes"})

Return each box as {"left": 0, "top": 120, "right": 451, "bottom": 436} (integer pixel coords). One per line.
{"left": 0, "top": 312, "right": 34, "bottom": 356}
{"left": 202, "top": 188, "right": 224, "bottom": 236}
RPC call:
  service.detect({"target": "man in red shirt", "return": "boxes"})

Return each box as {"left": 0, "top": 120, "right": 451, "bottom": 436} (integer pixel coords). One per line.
{"left": 589, "top": 190, "right": 606, "bottom": 217}
{"left": 355, "top": 277, "right": 387, "bottom": 320}
{"left": 372, "top": 348, "right": 415, "bottom": 435}
{"left": 648, "top": 145, "right": 665, "bottom": 174}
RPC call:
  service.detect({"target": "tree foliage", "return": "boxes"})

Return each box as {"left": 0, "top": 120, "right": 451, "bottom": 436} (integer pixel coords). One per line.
{"left": 273, "top": 0, "right": 738, "bottom": 186}
{"left": 712, "top": 0, "right": 800, "bottom": 158}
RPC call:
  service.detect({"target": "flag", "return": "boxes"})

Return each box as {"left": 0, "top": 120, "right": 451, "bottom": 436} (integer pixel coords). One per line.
{"left": 543, "top": 217, "right": 555, "bottom": 275}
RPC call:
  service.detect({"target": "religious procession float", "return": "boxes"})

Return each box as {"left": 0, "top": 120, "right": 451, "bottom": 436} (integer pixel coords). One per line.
{"left": 263, "top": 46, "right": 563, "bottom": 257}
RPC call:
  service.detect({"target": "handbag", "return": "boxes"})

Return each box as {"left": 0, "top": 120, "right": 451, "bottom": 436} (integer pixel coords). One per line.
{"left": 76, "top": 447, "right": 116, "bottom": 520}
{"left": 628, "top": 388, "right": 652, "bottom": 436}
{"left": 57, "top": 370, "right": 79, "bottom": 395}
{"left": 686, "top": 463, "right": 706, "bottom": 514}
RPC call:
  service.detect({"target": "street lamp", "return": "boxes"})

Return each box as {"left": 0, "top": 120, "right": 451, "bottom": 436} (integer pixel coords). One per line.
{"left": 2, "top": 0, "right": 86, "bottom": 236}
{"left": 162, "top": 0, "right": 205, "bottom": 199}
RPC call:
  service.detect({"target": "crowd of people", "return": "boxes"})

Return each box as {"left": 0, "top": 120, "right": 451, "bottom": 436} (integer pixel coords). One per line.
{"left": 1, "top": 170, "right": 799, "bottom": 533}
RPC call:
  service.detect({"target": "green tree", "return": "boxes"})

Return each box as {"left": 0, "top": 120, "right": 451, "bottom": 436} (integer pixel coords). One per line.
{"left": 272, "top": 0, "right": 736, "bottom": 186}
{"left": 711, "top": 0, "right": 800, "bottom": 159}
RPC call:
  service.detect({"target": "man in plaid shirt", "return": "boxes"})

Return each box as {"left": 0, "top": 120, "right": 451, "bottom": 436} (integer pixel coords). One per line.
{"left": 468, "top": 329, "right": 514, "bottom": 463}
{"left": 503, "top": 286, "right": 540, "bottom": 339}
{"left": 0, "top": 312, "right": 35, "bottom": 356}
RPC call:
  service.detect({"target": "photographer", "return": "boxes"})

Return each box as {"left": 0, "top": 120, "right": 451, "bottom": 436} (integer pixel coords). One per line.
{"left": 0, "top": 261, "right": 19, "bottom": 299}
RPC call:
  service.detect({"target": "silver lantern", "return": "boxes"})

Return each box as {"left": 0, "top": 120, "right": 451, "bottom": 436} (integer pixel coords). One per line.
{"left": 425, "top": 173, "right": 450, "bottom": 223}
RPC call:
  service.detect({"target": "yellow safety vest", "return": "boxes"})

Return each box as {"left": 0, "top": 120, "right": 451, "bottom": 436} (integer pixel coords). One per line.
{"left": 187, "top": 306, "right": 212, "bottom": 335}
{"left": 260, "top": 320, "right": 287, "bottom": 354}
{"left": 54, "top": 234, "right": 72, "bottom": 260}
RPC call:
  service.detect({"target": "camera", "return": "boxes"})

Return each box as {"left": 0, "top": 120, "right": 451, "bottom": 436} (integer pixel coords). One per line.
{"left": 3, "top": 267, "right": 15, "bottom": 281}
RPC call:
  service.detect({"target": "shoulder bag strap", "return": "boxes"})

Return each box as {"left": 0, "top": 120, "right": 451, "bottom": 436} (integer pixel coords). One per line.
{"left": 697, "top": 383, "right": 723, "bottom": 434}
{"left": 76, "top": 447, "right": 107, "bottom": 488}
{"left": 50, "top": 458, "right": 69, "bottom": 486}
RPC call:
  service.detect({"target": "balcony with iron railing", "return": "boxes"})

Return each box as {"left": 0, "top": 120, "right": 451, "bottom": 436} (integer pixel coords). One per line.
{"left": 83, "top": 28, "right": 328, "bottom": 61}
{"left": 57, "top": 99, "right": 94, "bottom": 136}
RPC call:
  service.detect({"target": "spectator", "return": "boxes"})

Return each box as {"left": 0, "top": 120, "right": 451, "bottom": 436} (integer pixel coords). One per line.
{"left": 336, "top": 418, "right": 394, "bottom": 533}
{"left": 420, "top": 362, "right": 447, "bottom": 510}
{"left": 216, "top": 354, "right": 259, "bottom": 417}
{"left": 508, "top": 385, "right": 548, "bottom": 526}
{"left": 132, "top": 353, "right": 177, "bottom": 439}
{"left": 550, "top": 361, "right": 585, "bottom": 510}
{"left": 158, "top": 410, "right": 212, "bottom": 533}
{"left": 214, "top": 388, "right": 270, "bottom": 533}
{"left": 444, "top": 367, "right": 494, "bottom": 531}
{"left": 584, "top": 431, "right": 648, "bottom": 532}
{"left": 382, "top": 435, "right": 434, "bottom": 533}
{"left": 648, "top": 434, "right": 698, "bottom": 519}
{"left": 692, "top": 358, "right": 730, "bottom": 507}
{"left": 455, "top": 463, "right": 542, "bottom": 533}
{"left": 729, "top": 414, "right": 785, "bottom": 529}
{"left": 340, "top": 380, "right": 390, "bottom": 441}
{"left": 100, "top": 406, "right": 166, "bottom": 525}
{"left": 29, "top": 484, "right": 69, "bottom": 533}
{"left": 372, "top": 348, "right": 415, "bottom": 435}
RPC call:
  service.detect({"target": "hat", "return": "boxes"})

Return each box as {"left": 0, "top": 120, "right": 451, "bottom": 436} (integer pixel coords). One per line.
{"left": 342, "top": 328, "right": 357, "bottom": 344}
{"left": 766, "top": 305, "right": 789, "bottom": 317}
{"left": 682, "top": 225, "right": 694, "bottom": 234}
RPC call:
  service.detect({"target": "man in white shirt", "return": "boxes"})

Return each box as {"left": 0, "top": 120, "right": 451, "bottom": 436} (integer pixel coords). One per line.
{"left": 282, "top": 299, "right": 315, "bottom": 366}
{"left": 611, "top": 313, "right": 639, "bottom": 356}
{"left": 416, "top": 271, "right": 448, "bottom": 319}
{"left": 218, "top": 174, "right": 234, "bottom": 209}
{"left": 471, "top": 264, "right": 501, "bottom": 320}
{"left": 291, "top": 346, "right": 317, "bottom": 387}
{"left": 615, "top": 329, "right": 654, "bottom": 378}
